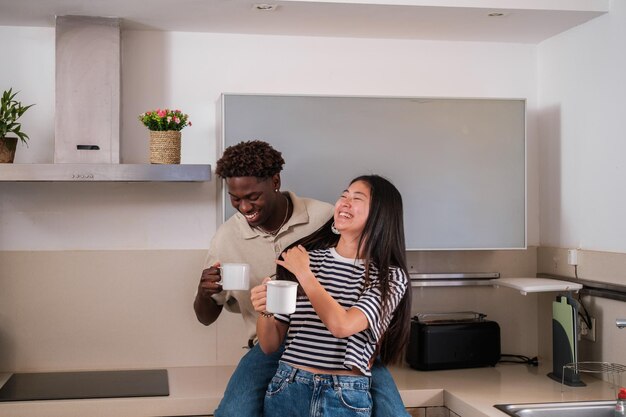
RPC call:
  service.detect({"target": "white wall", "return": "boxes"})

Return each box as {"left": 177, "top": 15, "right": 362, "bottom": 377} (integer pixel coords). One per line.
{"left": 1, "top": 27, "right": 543, "bottom": 370}
{"left": 1, "top": 28, "right": 540, "bottom": 250}
{"left": 0, "top": 26, "right": 55, "bottom": 164}
{"left": 2, "top": 5, "right": 624, "bottom": 372}
{"left": 536, "top": 1, "right": 626, "bottom": 368}
{"left": 537, "top": 0, "right": 626, "bottom": 253}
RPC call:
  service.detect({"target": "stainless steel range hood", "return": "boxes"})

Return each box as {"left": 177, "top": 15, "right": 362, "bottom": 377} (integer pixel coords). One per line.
{"left": 0, "top": 15, "right": 210, "bottom": 183}
{"left": 55, "top": 15, "right": 121, "bottom": 165}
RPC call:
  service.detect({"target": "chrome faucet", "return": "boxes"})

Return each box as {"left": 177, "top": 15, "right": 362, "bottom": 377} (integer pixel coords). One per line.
{"left": 617, "top": 319, "right": 626, "bottom": 329}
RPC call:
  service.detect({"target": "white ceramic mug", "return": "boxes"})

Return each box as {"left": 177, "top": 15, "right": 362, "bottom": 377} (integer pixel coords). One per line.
{"left": 266, "top": 280, "right": 298, "bottom": 314}
{"left": 219, "top": 263, "right": 250, "bottom": 291}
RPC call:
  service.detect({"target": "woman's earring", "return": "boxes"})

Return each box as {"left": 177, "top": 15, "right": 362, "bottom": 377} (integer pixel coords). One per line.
{"left": 331, "top": 222, "right": 341, "bottom": 235}
{"left": 274, "top": 189, "right": 278, "bottom": 193}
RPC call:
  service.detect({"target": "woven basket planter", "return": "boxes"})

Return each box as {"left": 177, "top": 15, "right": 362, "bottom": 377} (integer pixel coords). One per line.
{"left": 149, "top": 130, "right": 181, "bottom": 164}
{"left": 0, "top": 137, "right": 18, "bottom": 163}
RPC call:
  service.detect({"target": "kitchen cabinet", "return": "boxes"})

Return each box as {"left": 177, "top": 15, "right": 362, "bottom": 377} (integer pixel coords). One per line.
{"left": 408, "top": 407, "right": 453, "bottom": 417}
{"left": 224, "top": 94, "right": 525, "bottom": 250}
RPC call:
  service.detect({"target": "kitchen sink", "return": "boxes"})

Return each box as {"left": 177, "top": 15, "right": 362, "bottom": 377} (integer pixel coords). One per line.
{"left": 494, "top": 400, "right": 616, "bottom": 417}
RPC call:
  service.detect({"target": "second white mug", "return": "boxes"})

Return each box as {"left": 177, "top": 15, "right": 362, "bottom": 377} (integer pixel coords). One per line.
{"left": 266, "top": 280, "right": 298, "bottom": 315}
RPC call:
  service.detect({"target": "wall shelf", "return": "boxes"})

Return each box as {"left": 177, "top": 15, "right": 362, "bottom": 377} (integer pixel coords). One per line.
{"left": 491, "top": 277, "right": 582, "bottom": 295}
{"left": 410, "top": 275, "right": 587, "bottom": 293}
{"left": 538, "top": 273, "right": 626, "bottom": 302}
{"left": 410, "top": 272, "right": 499, "bottom": 288}
{"left": 0, "top": 164, "right": 211, "bottom": 182}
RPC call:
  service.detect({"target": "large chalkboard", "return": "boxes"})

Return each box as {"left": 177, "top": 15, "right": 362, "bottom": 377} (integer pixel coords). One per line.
{"left": 221, "top": 94, "right": 526, "bottom": 250}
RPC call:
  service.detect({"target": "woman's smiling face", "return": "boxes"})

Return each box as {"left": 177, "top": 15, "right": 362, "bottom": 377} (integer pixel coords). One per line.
{"left": 333, "top": 180, "right": 371, "bottom": 236}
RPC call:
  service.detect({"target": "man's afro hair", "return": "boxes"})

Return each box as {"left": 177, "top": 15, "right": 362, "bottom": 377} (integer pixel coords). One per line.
{"left": 215, "top": 140, "right": 285, "bottom": 179}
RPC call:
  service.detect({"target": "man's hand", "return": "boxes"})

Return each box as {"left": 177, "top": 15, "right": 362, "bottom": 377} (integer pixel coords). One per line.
{"left": 198, "top": 262, "right": 223, "bottom": 298}
{"left": 194, "top": 262, "right": 224, "bottom": 325}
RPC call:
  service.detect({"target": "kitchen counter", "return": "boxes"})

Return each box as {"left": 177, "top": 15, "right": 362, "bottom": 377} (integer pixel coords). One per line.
{"left": 0, "top": 362, "right": 618, "bottom": 417}
{"left": 391, "top": 362, "right": 617, "bottom": 417}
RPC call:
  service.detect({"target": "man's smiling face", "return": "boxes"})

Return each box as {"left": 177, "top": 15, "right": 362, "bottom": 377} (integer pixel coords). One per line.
{"left": 226, "top": 175, "right": 280, "bottom": 228}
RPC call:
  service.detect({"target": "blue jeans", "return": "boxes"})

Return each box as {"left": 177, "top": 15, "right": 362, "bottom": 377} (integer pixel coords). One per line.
{"left": 370, "top": 358, "right": 410, "bottom": 417}
{"left": 264, "top": 362, "right": 371, "bottom": 417}
{"left": 214, "top": 344, "right": 409, "bottom": 417}
{"left": 214, "top": 344, "right": 284, "bottom": 417}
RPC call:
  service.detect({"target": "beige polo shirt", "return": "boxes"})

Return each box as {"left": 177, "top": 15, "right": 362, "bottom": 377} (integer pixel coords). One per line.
{"left": 205, "top": 191, "right": 333, "bottom": 340}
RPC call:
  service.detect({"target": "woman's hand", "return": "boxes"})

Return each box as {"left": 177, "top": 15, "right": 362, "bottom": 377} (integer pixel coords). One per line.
{"left": 277, "top": 245, "right": 369, "bottom": 339}
{"left": 250, "top": 276, "right": 272, "bottom": 313}
{"left": 276, "top": 245, "right": 312, "bottom": 281}
{"left": 254, "top": 276, "right": 288, "bottom": 354}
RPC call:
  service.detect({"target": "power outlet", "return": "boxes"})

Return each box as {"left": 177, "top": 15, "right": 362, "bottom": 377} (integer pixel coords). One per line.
{"left": 568, "top": 249, "right": 579, "bottom": 266}
{"left": 579, "top": 316, "right": 596, "bottom": 342}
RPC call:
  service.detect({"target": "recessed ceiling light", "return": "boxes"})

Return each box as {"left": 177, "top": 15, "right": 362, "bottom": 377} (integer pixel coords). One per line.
{"left": 253, "top": 3, "right": 278, "bottom": 11}
{"left": 487, "top": 12, "right": 506, "bottom": 17}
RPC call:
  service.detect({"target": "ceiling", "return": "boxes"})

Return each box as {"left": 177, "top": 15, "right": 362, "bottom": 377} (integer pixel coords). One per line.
{"left": 0, "top": 0, "right": 610, "bottom": 43}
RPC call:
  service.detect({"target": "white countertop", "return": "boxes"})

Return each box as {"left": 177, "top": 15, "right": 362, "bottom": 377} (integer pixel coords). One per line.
{"left": 391, "top": 362, "right": 617, "bottom": 417}
{"left": 0, "top": 362, "right": 618, "bottom": 417}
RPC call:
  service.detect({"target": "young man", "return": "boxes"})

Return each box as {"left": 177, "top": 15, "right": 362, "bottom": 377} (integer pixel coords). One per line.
{"left": 194, "top": 140, "right": 410, "bottom": 417}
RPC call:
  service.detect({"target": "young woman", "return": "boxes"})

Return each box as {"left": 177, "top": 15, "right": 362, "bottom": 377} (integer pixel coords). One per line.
{"left": 250, "top": 174, "right": 412, "bottom": 417}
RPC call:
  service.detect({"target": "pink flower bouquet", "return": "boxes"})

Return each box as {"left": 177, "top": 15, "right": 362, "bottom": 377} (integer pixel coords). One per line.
{"left": 138, "top": 108, "right": 191, "bottom": 131}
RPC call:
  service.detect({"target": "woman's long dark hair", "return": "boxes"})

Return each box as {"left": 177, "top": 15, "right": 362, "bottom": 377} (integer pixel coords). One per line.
{"left": 276, "top": 174, "right": 412, "bottom": 365}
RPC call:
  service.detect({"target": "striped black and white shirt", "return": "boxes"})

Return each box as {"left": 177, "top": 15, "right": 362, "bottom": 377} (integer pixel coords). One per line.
{"left": 274, "top": 247, "right": 408, "bottom": 376}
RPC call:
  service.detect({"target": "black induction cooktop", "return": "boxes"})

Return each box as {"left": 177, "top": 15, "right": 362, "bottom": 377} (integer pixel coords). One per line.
{"left": 0, "top": 369, "right": 169, "bottom": 402}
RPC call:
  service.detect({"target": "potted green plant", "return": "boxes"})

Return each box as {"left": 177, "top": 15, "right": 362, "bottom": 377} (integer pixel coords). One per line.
{"left": 138, "top": 108, "right": 191, "bottom": 164}
{"left": 1, "top": 88, "right": 34, "bottom": 163}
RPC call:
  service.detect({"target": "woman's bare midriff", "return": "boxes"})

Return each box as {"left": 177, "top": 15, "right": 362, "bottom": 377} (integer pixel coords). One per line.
{"left": 287, "top": 363, "right": 364, "bottom": 376}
